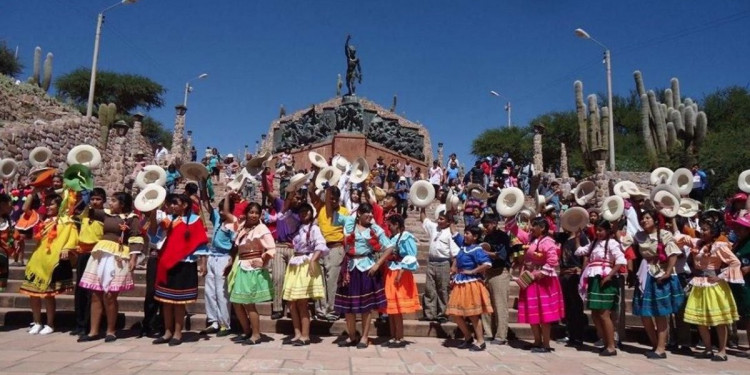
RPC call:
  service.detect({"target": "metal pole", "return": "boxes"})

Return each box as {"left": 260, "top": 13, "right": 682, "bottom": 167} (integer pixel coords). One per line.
{"left": 506, "top": 101, "right": 512, "bottom": 128}
{"left": 183, "top": 82, "right": 190, "bottom": 107}
{"left": 85, "top": 13, "right": 104, "bottom": 119}
{"left": 605, "top": 49, "right": 615, "bottom": 172}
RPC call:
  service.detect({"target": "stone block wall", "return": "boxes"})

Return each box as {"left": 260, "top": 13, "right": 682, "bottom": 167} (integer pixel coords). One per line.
{"left": 0, "top": 77, "right": 155, "bottom": 194}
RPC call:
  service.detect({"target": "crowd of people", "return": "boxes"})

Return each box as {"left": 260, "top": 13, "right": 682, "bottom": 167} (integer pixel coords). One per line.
{"left": 1, "top": 145, "right": 750, "bottom": 361}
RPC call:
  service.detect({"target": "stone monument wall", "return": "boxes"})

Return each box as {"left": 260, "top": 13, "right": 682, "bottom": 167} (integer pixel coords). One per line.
{"left": 0, "top": 77, "right": 154, "bottom": 194}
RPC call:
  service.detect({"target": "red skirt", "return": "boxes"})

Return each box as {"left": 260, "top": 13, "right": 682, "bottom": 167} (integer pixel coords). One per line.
{"left": 380, "top": 268, "right": 421, "bottom": 314}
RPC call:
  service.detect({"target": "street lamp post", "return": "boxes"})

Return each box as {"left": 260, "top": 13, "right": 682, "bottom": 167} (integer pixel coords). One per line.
{"left": 489, "top": 91, "right": 511, "bottom": 128}
{"left": 575, "top": 28, "right": 615, "bottom": 172}
{"left": 183, "top": 73, "right": 209, "bottom": 107}
{"left": 85, "top": 0, "right": 138, "bottom": 120}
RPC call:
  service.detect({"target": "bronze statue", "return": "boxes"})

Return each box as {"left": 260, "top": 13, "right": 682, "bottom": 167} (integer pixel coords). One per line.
{"left": 345, "top": 35, "right": 362, "bottom": 96}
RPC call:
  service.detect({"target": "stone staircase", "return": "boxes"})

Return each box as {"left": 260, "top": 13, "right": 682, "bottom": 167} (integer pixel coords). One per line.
{"left": 0, "top": 176, "right": 726, "bottom": 344}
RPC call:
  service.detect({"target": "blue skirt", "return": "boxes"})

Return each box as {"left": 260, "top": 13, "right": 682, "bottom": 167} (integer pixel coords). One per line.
{"left": 632, "top": 273, "right": 685, "bottom": 317}
{"left": 334, "top": 268, "right": 386, "bottom": 314}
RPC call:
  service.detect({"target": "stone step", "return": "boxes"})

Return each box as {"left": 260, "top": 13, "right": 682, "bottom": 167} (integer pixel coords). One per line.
{"left": 0, "top": 307, "right": 697, "bottom": 343}
{"left": 0, "top": 292, "right": 206, "bottom": 315}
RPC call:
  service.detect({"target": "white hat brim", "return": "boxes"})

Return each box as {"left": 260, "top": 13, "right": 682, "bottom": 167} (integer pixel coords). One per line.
{"left": 409, "top": 180, "right": 435, "bottom": 208}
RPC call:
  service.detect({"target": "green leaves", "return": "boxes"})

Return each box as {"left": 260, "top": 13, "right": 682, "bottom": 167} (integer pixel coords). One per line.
{"left": 55, "top": 68, "right": 166, "bottom": 114}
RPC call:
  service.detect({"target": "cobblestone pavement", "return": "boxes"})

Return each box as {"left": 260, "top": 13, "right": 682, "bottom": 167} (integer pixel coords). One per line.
{"left": 0, "top": 327, "right": 748, "bottom": 375}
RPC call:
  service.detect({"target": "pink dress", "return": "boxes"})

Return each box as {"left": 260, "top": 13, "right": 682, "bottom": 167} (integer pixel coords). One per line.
{"left": 517, "top": 236, "right": 565, "bottom": 324}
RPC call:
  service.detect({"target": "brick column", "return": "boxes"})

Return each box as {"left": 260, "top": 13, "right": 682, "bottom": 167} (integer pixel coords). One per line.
{"left": 171, "top": 105, "right": 187, "bottom": 162}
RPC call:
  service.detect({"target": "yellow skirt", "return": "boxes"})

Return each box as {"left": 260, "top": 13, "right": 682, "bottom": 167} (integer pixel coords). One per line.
{"left": 446, "top": 280, "right": 493, "bottom": 317}
{"left": 282, "top": 260, "right": 325, "bottom": 301}
{"left": 683, "top": 281, "right": 739, "bottom": 326}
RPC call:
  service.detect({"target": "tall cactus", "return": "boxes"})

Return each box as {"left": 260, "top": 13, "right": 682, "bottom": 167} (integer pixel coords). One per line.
{"left": 98, "top": 103, "right": 117, "bottom": 149}
{"left": 31, "top": 47, "right": 41, "bottom": 86}
{"left": 574, "top": 80, "right": 608, "bottom": 171}
{"left": 41, "top": 53, "right": 53, "bottom": 92}
{"left": 634, "top": 71, "right": 710, "bottom": 167}
{"left": 27, "top": 46, "right": 53, "bottom": 93}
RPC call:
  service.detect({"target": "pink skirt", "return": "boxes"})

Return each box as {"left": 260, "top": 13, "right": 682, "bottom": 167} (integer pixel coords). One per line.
{"left": 517, "top": 275, "right": 565, "bottom": 324}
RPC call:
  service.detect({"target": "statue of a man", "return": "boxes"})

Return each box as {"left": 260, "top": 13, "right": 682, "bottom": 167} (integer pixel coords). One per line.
{"left": 345, "top": 35, "right": 362, "bottom": 96}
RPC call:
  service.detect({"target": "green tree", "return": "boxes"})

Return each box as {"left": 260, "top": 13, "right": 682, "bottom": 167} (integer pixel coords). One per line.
{"left": 0, "top": 42, "right": 23, "bottom": 77}
{"left": 471, "top": 126, "right": 533, "bottom": 162}
{"left": 140, "top": 115, "right": 172, "bottom": 148}
{"left": 55, "top": 68, "right": 166, "bottom": 113}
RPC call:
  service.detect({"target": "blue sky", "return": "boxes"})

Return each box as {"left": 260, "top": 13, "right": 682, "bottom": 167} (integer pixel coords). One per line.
{"left": 3, "top": 1, "right": 749, "bottom": 166}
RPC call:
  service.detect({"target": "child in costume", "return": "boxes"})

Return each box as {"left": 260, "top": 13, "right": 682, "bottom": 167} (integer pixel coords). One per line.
{"left": 376, "top": 214, "right": 421, "bottom": 348}
{"left": 20, "top": 193, "right": 77, "bottom": 335}
{"left": 446, "top": 225, "right": 493, "bottom": 352}
{"left": 227, "top": 202, "right": 275, "bottom": 345}
{"left": 282, "top": 202, "right": 327, "bottom": 346}
{"left": 0, "top": 194, "right": 14, "bottom": 291}
{"left": 150, "top": 193, "right": 208, "bottom": 346}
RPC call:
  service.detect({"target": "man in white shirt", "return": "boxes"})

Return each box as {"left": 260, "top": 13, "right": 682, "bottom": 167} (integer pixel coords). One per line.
{"left": 154, "top": 143, "right": 168, "bottom": 163}
{"left": 420, "top": 206, "right": 459, "bottom": 323}
{"left": 429, "top": 160, "right": 443, "bottom": 192}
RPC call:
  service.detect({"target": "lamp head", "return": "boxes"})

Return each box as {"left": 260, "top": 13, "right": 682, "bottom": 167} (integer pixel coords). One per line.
{"left": 122, "top": 0, "right": 138, "bottom": 5}
{"left": 198, "top": 73, "right": 208, "bottom": 79}
{"left": 574, "top": 28, "right": 591, "bottom": 39}
{"left": 490, "top": 90, "right": 500, "bottom": 97}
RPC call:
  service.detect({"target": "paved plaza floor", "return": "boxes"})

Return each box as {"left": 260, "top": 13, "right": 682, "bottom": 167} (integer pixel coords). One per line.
{"left": 0, "top": 327, "right": 747, "bottom": 375}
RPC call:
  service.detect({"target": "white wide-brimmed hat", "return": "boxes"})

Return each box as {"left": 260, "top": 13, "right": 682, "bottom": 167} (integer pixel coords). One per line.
{"left": 409, "top": 180, "right": 435, "bottom": 208}
{"left": 315, "top": 166, "right": 342, "bottom": 189}
{"left": 445, "top": 190, "right": 461, "bottom": 212}
{"left": 669, "top": 168, "right": 694, "bottom": 196}
{"left": 247, "top": 151, "right": 272, "bottom": 169}
{"left": 465, "top": 183, "right": 487, "bottom": 200}
{"left": 434, "top": 203, "right": 447, "bottom": 220}
{"left": 308, "top": 151, "right": 328, "bottom": 169}
{"left": 0, "top": 158, "right": 18, "bottom": 179}
{"left": 601, "top": 195, "right": 625, "bottom": 222}
{"left": 134, "top": 184, "right": 167, "bottom": 213}
{"left": 135, "top": 165, "right": 167, "bottom": 189}
{"left": 180, "top": 162, "right": 209, "bottom": 182}
{"left": 561, "top": 206, "right": 589, "bottom": 232}
{"left": 348, "top": 157, "right": 370, "bottom": 184}
{"left": 227, "top": 170, "right": 248, "bottom": 192}
{"left": 286, "top": 172, "right": 313, "bottom": 193}
{"left": 572, "top": 181, "right": 596, "bottom": 206}
{"left": 651, "top": 184, "right": 681, "bottom": 218}
{"left": 739, "top": 170, "right": 750, "bottom": 193}
{"left": 650, "top": 167, "right": 673, "bottom": 185}
{"left": 333, "top": 156, "right": 350, "bottom": 172}
{"left": 496, "top": 187, "right": 524, "bottom": 217}
{"left": 67, "top": 144, "right": 102, "bottom": 169}
{"left": 29, "top": 146, "right": 52, "bottom": 167}
{"left": 623, "top": 181, "right": 648, "bottom": 199}
{"left": 535, "top": 193, "right": 546, "bottom": 212}
{"left": 678, "top": 198, "right": 700, "bottom": 218}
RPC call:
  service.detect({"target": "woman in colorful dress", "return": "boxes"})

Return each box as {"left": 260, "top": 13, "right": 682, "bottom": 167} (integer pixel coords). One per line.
{"left": 375, "top": 214, "right": 421, "bottom": 348}
{"left": 729, "top": 213, "right": 750, "bottom": 357}
{"left": 78, "top": 192, "right": 143, "bottom": 342}
{"left": 631, "top": 209, "right": 685, "bottom": 359}
{"left": 329, "top": 198, "right": 391, "bottom": 349}
{"left": 282, "top": 202, "right": 327, "bottom": 346}
{"left": 226, "top": 202, "right": 275, "bottom": 345}
{"left": 683, "top": 219, "right": 742, "bottom": 361}
{"left": 446, "top": 225, "right": 493, "bottom": 352}
{"left": 20, "top": 193, "right": 77, "bottom": 335}
{"left": 151, "top": 193, "right": 208, "bottom": 346}
{"left": 0, "top": 193, "right": 13, "bottom": 291}
{"left": 574, "top": 219, "right": 627, "bottom": 356}
{"left": 516, "top": 217, "right": 564, "bottom": 353}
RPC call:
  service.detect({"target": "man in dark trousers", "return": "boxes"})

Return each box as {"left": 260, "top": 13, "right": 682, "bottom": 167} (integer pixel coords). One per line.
{"left": 555, "top": 230, "right": 590, "bottom": 346}
{"left": 480, "top": 215, "right": 512, "bottom": 345}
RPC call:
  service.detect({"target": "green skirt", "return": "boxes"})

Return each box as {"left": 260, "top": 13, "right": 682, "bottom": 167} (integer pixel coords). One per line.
{"left": 227, "top": 261, "right": 274, "bottom": 305}
{"left": 587, "top": 275, "right": 619, "bottom": 311}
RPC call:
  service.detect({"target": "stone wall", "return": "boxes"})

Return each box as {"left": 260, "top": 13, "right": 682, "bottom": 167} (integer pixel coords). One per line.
{"left": 0, "top": 76, "right": 154, "bottom": 194}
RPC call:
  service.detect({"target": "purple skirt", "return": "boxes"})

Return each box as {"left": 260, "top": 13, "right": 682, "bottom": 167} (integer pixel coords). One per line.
{"left": 334, "top": 268, "right": 386, "bottom": 314}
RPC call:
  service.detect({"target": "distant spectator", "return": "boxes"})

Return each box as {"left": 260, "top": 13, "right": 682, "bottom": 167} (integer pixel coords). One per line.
{"left": 690, "top": 163, "right": 708, "bottom": 202}
{"left": 445, "top": 161, "right": 460, "bottom": 185}
{"left": 190, "top": 146, "right": 197, "bottom": 162}
{"left": 224, "top": 154, "right": 239, "bottom": 180}
{"left": 154, "top": 142, "right": 168, "bottom": 162}
{"left": 165, "top": 164, "right": 181, "bottom": 193}
{"left": 429, "top": 160, "right": 443, "bottom": 192}
{"left": 395, "top": 176, "right": 410, "bottom": 216}
{"left": 402, "top": 159, "right": 414, "bottom": 186}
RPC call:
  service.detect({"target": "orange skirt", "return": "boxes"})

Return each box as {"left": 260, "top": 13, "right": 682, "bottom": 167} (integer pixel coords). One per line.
{"left": 380, "top": 268, "right": 422, "bottom": 315}
{"left": 446, "top": 280, "right": 493, "bottom": 317}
